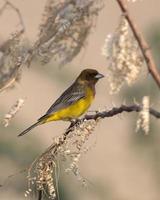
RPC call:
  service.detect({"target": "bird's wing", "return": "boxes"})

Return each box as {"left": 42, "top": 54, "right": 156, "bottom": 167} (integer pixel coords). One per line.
{"left": 38, "top": 83, "right": 85, "bottom": 121}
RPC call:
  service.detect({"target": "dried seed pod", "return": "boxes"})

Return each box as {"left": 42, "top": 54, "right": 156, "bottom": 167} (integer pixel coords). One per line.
{"left": 102, "top": 17, "right": 144, "bottom": 94}
{"left": 27, "top": 118, "right": 99, "bottom": 197}
{"left": 26, "top": 0, "right": 102, "bottom": 66}
{"left": 136, "top": 96, "right": 150, "bottom": 134}
{"left": 0, "top": 31, "right": 26, "bottom": 92}
{"left": 0, "top": 1, "right": 26, "bottom": 92}
{"left": 3, "top": 98, "right": 25, "bottom": 127}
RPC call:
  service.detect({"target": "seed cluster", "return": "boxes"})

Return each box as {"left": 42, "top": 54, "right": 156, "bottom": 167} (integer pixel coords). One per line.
{"left": 3, "top": 98, "right": 25, "bottom": 127}
{"left": 102, "top": 17, "right": 144, "bottom": 93}
{"left": 26, "top": 119, "right": 99, "bottom": 198}
{"left": 0, "top": 31, "right": 26, "bottom": 92}
{"left": 136, "top": 96, "right": 150, "bottom": 134}
{"left": 26, "top": 0, "right": 102, "bottom": 65}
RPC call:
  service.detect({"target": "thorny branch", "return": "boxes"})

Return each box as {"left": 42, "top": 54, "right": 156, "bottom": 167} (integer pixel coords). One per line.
{"left": 116, "top": 0, "right": 160, "bottom": 88}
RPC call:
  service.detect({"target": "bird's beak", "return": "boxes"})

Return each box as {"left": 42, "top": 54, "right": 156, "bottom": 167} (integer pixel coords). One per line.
{"left": 95, "top": 73, "right": 105, "bottom": 79}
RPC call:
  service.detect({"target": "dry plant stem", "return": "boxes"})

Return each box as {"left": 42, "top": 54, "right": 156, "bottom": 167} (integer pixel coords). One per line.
{"left": 0, "top": 0, "right": 25, "bottom": 51}
{"left": 84, "top": 104, "right": 160, "bottom": 120}
{"left": 116, "top": 0, "right": 160, "bottom": 88}
{"left": 0, "top": 0, "right": 25, "bottom": 32}
{"left": 38, "top": 190, "right": 42, "bottom": 200}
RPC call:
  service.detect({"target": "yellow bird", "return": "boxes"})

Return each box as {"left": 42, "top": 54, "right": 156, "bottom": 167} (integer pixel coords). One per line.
{"left": 18, "top": 69, "right": 104, "bottom": 136}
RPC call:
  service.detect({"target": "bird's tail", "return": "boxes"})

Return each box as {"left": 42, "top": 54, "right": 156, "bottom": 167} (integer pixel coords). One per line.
{"left": 18, "top": 121, "right": 42, "bottom": 137}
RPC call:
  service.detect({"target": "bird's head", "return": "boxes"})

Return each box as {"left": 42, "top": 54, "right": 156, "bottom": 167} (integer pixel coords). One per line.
{"left": 77, "top": 69, "right": 104, "bottom": 85}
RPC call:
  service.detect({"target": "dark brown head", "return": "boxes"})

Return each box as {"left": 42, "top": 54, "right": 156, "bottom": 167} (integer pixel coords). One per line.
{"left": 76, "top": 69, "right": 104, "bottom": 85}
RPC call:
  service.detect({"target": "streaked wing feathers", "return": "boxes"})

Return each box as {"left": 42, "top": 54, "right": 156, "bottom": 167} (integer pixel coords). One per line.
{"left": 38, "top": 83, "right": 85, "bottom": 121}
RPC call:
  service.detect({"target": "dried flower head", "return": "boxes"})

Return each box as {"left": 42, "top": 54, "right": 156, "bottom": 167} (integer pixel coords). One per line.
{"left": 26, "top": 0, "right": 102, "bottom": 66}
{"left": 0, "top": 31, "right": 26, "bottom": 92}
{"left": 26, "top": 152, "right": 57, "bottom": 199}
{"left": 26, "top": 119, "right": 99, "bottom": 198}
{"left": 0, "top": 1, "right": 26, "bottom": 92}
{"left": 102, "top": 17, "right": 144, "bottom": 94}
{"left": 127, "top": 0, "right": 142, "bottom": 2}
{"left": 64, "top": 119, "right": 98, "bottom": 174}
{"left": 3, "top": 98, "right": 25, "bottom": 127}
{"left": 57, "top": 119, "right": 99, "bottom": 186}
{"left": 136, "top": 96, "right": 150, "bottom": 134}
{"left": 36, "top": 158, "right": 56, "bottom": 199}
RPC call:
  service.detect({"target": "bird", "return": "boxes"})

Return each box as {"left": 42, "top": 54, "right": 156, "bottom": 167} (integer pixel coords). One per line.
{"left": 18, "top": 69, "right": 104, "bottom": 137}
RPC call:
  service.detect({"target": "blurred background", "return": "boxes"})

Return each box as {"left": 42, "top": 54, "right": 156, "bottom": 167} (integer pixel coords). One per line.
{"left": 0, "top": 0, "right": 160, "bottom": 199}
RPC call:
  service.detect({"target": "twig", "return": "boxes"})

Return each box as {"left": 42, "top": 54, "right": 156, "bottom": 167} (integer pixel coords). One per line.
{"left": 0, "top": 0, "right": 25, "bottom": 50}
{"left": 0, "top": 0, "right": 25, "bottom": 33}
{"left": 65, "top": 104, "right": 160, "bottom": 135}
{"left": 85, "top": 104, "right": 160, "bottom": 119}
{"left": 116, "top": 0, "right": 160, "bottom": 88}
{"left": 0, "top": 168, "right": 27, "bottom": 188}
{"left": 38, "top": 190, "right": 43, "bottom": 200}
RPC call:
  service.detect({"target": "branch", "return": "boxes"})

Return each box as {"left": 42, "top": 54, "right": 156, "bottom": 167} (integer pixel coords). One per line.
{"left": 0, "top": 0, "right": 25, "bottom": 33}
{"left": 116, "top": 0, "right": 160, "bottom": 88}
{"left": 64, "top": 104, "right": 160, "bottom": 137}
{"left": 38, "top": 190, "right": 42, "bottom": 200}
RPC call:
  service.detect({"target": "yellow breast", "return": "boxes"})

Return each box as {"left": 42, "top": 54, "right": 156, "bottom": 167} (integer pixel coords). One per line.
{"left": 45, "top": 87, "right": 94, "bottom": 122}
